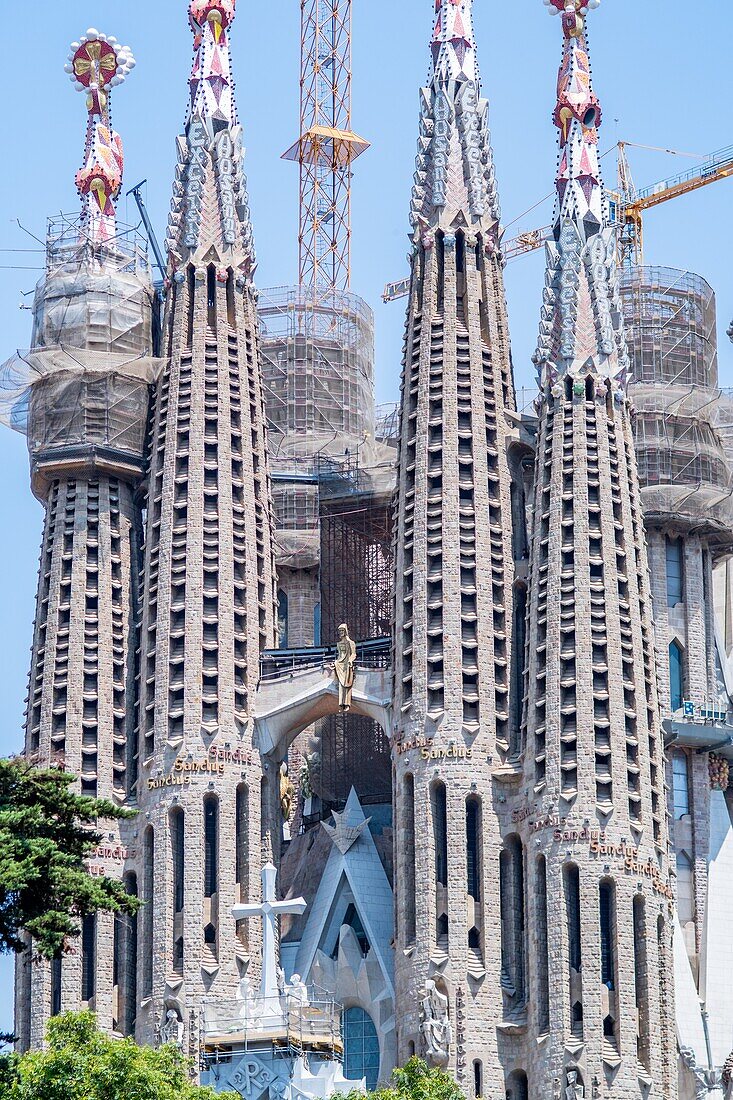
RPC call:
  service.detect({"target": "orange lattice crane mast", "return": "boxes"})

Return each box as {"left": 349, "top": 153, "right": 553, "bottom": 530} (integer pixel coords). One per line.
{"left": 283, "top": 0, "right": 369, "bottom": 297}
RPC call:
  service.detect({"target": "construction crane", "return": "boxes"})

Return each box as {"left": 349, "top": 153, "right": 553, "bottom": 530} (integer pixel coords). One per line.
{"left": 282, "top": 0, "right": 369, "bottom": 296}
{"left": 382, "top": 142, "right": 733, "bottom": 301}
{"left": 612, "top": 141, "right": 733, "bottom": 267}
{"left": 126, "top": 180, "right": 167, "bottom": 280}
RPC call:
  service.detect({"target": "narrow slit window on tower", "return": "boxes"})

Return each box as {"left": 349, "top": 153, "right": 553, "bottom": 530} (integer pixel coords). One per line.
{"left": 403, "top": 774, "right": 416, "bottom": 945}
{"left": 599, "top": 880, "right": 618, "bottom": 1041}
{"left": 170, "top": 808, "right": 184, "bottom": 973}
{"left": 466, "top": 797, "right": 483, "bottom": 953}
{"left": 564, "top": 863, "right": 582, "bottom": 1035}
{"left": 669, "top": 640, "right": 684, "bottom": 712}
{"left": 207, "top": 265, "right": 217, "bottom": 331}
{"left": 672, "top": 751, "right": 690, "bottom": 818}
{"left": 81, "top": 914, "right": 96, "bottom": 1004}
{"left": 51, "top": 955, "right": 62, "bottom": 1018}
{"left": 186, "top": 266, "right": 195, "bottom": 347}
{"left": 666, "top": 537, "right": 684, "bottom": 607}
{"left": 633, "top": 895, "right": 651, "bottom": 1070}
{"left": 226, "top": 269, "right": 237, "bottom": 329}
{"left": 536, "top": 856, "right": 550, "bottom": 1033}
{"left": 499, "top": 835, "right": 526, "bottom": 1010}
{"left": 143, "top": 827, "right": 154, "bottom": 996}
{"left": 432, "top": 782, "right": 448, "bottom": 943}
{"left": 204, "top": 796, "right": 219, "bottom": 898}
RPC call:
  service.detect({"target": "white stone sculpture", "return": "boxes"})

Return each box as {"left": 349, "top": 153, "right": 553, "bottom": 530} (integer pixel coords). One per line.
{"left": 419, "top": 979, "right": 452, "bottom": 1067}
{"left": 565, "top": 1069, "right": 584, "bottom": 1100}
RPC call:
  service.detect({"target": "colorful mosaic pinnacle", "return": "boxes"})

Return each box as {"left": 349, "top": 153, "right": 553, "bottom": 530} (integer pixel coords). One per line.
{"left": 66, "top": 31, "right": 135, "bottom": 244}
{"left": 165, "top": 0, "right": 254, "bottom": 270}
{"left": 534, "top": 0, "right": 631, "bottom": 389}
{"left": 431, "top": 0, "right": 477, "bottom": 84}
{"left": 545, "top": 0, "right": 601, "bottom": 37}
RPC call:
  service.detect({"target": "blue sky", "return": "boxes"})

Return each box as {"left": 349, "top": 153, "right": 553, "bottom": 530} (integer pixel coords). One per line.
{"left": 0, "top": 0, "right": 731, "bottom": 1039}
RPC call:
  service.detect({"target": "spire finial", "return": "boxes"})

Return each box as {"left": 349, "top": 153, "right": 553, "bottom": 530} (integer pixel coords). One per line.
{"left": 430, "top": 0, "right": 477, "bottom": 86}
{"left": 66, "top": 30, "right": 135, "bottom": 245}
{"left": 545, "top": 0, "right": 601, "bottom": 37}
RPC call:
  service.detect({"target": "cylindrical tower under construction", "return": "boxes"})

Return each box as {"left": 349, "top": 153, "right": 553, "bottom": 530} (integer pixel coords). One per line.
{"left": 9, "top": 28, "right": 156, "bottom": 1049}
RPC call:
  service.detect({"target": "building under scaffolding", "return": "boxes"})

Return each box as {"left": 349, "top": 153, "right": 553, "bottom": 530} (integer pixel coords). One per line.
{"left": 257, "top": 284, "right": 396, "bottom": 814}
{"left": 621, "top": 266, "right": 733, "bottom": 542}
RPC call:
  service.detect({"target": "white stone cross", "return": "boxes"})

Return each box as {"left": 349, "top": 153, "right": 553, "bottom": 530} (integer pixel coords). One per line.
{"left": 232, "top": 862, "right": 306, "bottom": 1002}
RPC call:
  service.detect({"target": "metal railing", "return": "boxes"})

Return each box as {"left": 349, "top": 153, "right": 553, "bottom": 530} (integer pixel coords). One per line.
{"left": 260, "top": 636, "right": 390, "bottom": 681}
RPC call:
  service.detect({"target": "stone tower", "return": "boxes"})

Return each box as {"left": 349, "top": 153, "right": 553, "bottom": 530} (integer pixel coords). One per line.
{"left": 391, "top": 0, "right": 519, "bottom": 1091}
{"left": 135, "top": 0, "right": 277, "bottom": 1051}
{"left": 13, "top": 31, "right": 155, "bottom": 1047}
{"left": 517, "top": 2, "right": 677, "bottom": 1095}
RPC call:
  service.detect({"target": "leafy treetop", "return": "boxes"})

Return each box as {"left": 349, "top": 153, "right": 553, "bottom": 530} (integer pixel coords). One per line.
{"left": 0, "top": 758, "right": 139, "bottom": 959}
{"left": 337, "top": 1058, "right": 465, "bottom": 1100}
{"left": 0, "top": 1012, "right": 238, "bottom": 1100}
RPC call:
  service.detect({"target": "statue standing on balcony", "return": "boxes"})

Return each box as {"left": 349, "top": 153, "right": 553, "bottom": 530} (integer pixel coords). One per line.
{"left": 334, "top": 623, "right": 357, "bottom": 711}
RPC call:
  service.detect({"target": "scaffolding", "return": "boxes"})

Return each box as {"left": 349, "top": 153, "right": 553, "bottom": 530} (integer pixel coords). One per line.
{"left": 0, "top": 214, "right": 159, "bottom": 495}
{"left": 621, "top": 266, "right": 733, "bottom": 539}
{"left": 259, "top": 285, "right": 374, "bottom": 448}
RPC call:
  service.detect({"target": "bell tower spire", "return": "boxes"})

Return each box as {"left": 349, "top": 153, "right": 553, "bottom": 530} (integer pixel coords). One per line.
{"left": 520, "top": 3, "right": 678, "bottom": 1093}
{"left": 166, "top": 0, "right": 255, "bottom": 274}
{"left": 391, "top": 1, "right": 521, "bottom": 1088}
{"left": 136, "top": 0, "right": 278, "bottom": 1052}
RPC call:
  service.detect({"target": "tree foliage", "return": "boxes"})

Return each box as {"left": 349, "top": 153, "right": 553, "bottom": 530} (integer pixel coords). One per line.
{"left": 0, "top": 1013, "right": 238, "bottom": 1100}
{"left": 338, "top": 1058, "right": 465, "bottom": 1100}
{"left": 0, "top": 759, "right": 139, "bottom": 959}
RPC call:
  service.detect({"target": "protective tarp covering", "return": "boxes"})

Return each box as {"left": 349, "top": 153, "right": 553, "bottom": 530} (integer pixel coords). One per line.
{"left": 0, "top": 215, "right": 160, "bottom": 450}
{"left": 272, "top": 481, "right": 321, "bottom": 568}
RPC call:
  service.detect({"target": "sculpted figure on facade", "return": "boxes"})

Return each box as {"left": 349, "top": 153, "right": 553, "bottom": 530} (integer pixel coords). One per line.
{"left": 566, "top": 1069, "right": 584, "bottom": 1100}
{"left": 420, "top": 980, "right": 452, "bottom": 1067}
{"left": 334, "top": 623, "right": 357, "bottom": 711}
{"left": 279, "top": 762, "right": 295, "bottom": 822}
{"left": 157, "top": 1007, "right": 185, "bottom": 1050}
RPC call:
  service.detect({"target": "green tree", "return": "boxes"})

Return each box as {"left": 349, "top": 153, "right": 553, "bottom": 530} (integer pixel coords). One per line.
{"left": 0, "top": 758, "right": 139, "bottom": 960}
{"left": 338, "top": 1058, "right": 465, "bottom": 1100}
{"left": 0, "top": 1012, "right": 237, "bottom": 1100}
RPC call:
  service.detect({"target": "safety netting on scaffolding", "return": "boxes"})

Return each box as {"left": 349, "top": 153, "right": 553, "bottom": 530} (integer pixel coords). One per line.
{"left": 0, "top": 215, "right": 161, "bottom": 458}
{"left": 621, "top": 266, "right": 733, "bottom": 535}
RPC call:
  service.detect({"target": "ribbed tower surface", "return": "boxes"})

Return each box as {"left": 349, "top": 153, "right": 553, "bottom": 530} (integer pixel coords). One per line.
{"left": 14, "top": 30, "right": 154, "bottom": 1048}
{"left": 135, "top": 0, "right": 278, "bottom": 1051}
{"left": 391, "top": 0, "right": 519, "bottom": 1089}
{"left": 518, "top": 2, "right": 677, "bottom": 1094}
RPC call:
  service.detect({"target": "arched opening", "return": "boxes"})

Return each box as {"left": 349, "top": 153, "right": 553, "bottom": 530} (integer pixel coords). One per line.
{"left": 499, "top": 835, "right": 526, "bottom": 1012}
{"left": 473, "top": 1061, "right": 483, "bottom": 1099}
{"left": 666, "top": 536, "right": 684, "bottom": 606}
{"left": 505, "top": 1070, "right": 528, "bottom": 1100}
{"left": 564, "top": 862, "right": 583, "bottom": 1037}
{"left": 669, "top": 640, "right": 684, "bottom": 712}
{"left": 226, "top": 269, "right": 237, "bottom": 330}
{"left": 431, "top": 782, "right": 449, "bottom": 947}
{"left": 466, "top": 796, "right": 483, "bottom": 957}
{"left": 204, "top": 795, "right": 219, "bottom": 961}
{"left": 343, "top": 1006, "right": 380, "bottom": 1090}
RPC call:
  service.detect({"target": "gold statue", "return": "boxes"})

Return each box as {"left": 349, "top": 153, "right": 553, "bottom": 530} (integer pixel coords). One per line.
{"left": 279, "top": 762, "right": 295, "bottom": 822}
{"left": 334, "top": 623, "right": 357, "bottom": 711}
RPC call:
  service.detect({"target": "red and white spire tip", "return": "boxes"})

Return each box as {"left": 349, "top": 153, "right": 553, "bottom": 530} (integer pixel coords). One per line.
{"left": 544, "top": 0, "right": 600, "bottom": 37}
{"left": 189, "top": 0, "right": 236, "bottom": 37}
{"left": 66, "top": 31, "right": 134, "bottom": 245}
